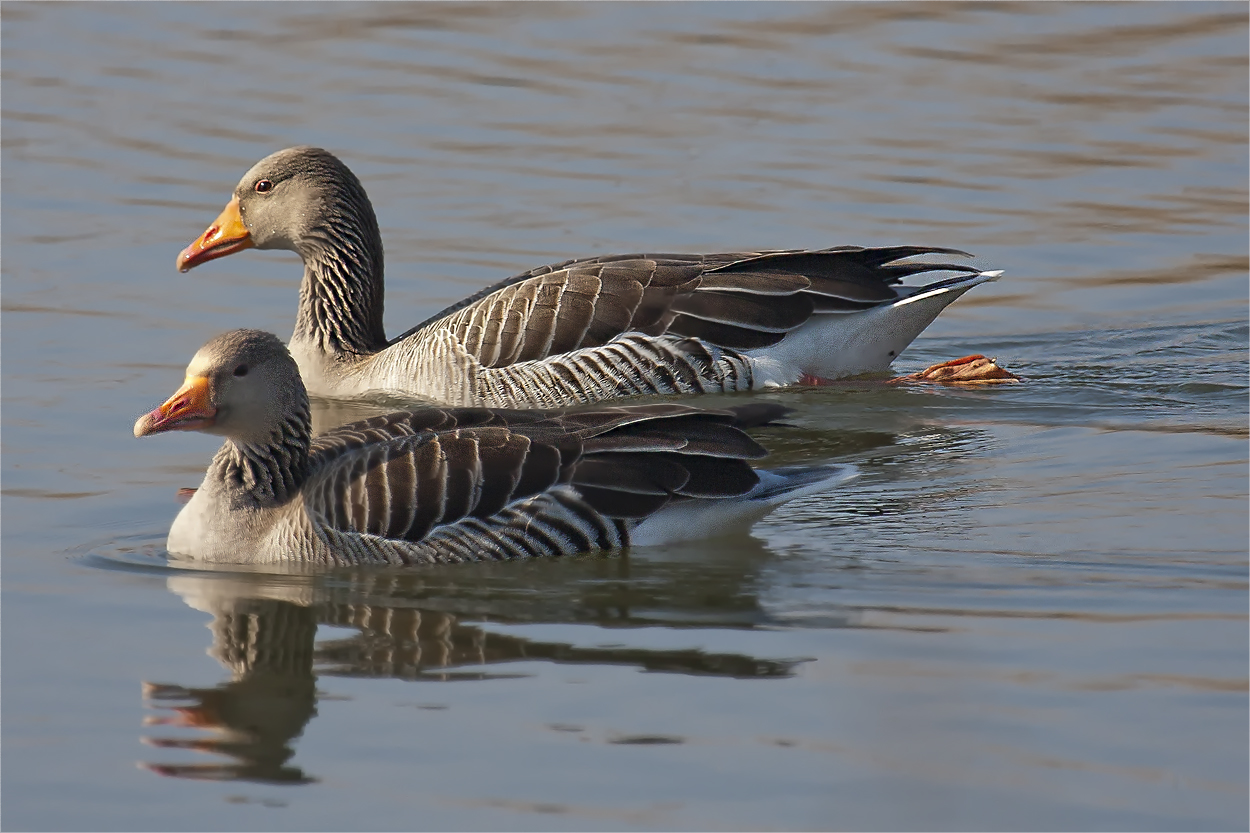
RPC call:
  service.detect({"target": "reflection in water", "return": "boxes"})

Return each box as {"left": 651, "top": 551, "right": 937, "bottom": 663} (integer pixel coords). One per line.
{"left": 138, "top": 553, "right": 817, "bottom": 784}
{"left": 138, "top": 420, "right": 990, "bottom": 784}
{"left": 2, "top": 0, "right": 1245, "bottom": 826}
{"left": 141, "top": 597, "right": 318, "bottom": 785}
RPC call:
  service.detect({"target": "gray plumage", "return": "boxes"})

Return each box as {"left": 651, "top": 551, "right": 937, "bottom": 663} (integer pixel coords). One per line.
{"left": 177, "top": 147, "right": 1001, "bottom": 406}
{"left": 135, "top": 330, "right": 856, "bottom": 567}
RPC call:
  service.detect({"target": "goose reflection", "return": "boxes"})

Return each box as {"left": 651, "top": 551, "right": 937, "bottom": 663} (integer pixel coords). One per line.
{"left": 140, "top": 592, "right": 318, "bottom": 785}
{"left": 138, "top": 419, "right": 983, "bottom": 785}
{"left": 139, "top": 540, "right": 834, "bottom": 785}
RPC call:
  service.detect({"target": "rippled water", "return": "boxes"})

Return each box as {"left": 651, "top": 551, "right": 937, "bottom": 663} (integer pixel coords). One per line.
{"left": 2, "top": 3, "right": 1246, "bottom": 830}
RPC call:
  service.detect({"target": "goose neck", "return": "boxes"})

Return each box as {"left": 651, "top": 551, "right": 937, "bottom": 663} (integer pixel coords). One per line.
{"left": 209, "top": 407, "right": 313, "bottom": 508}
{"left": 293, "top": 224, "right": 387, "bottom": 356}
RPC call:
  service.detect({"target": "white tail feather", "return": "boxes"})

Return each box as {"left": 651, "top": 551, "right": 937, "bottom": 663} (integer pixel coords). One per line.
{"left": 747, "top": 270, "right": 1001, "bottom": 385}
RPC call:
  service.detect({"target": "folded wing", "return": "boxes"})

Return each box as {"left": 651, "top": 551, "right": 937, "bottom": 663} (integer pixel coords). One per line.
{"left": 302, "top": 404, "right": 787, "bottom": 548}
{"left": 392, "top": 246, "right": 980, "bottom": 366}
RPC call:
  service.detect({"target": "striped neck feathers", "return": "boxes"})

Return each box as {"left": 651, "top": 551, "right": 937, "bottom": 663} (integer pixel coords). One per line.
{"left": 292, "top": 206, "right": 387, "bottom": 357}
{"left": 209, "top": 403, "right": 313, "bottom": 508}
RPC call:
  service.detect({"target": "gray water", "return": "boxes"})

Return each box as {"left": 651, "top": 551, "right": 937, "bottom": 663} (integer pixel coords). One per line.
{"left": 2, "top": 3, "right": 1247, "bottom": 830}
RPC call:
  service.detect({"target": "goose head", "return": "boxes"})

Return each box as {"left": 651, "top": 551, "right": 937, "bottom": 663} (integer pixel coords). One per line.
{"left": 176, "top": 146, "right": 378, "bottom": 272}
{"left": 135, "top": 329, "right": 307, "bottom": 446}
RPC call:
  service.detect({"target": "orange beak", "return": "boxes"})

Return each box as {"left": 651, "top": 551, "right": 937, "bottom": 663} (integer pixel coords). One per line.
{"left": 134, "top": 376, "right": 216, "bottom": 437}
{"left": 175, "top": 196, "right": 253, "bottom": 273}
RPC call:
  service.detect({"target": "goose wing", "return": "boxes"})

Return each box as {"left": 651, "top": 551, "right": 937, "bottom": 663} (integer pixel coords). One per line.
{"left": 392, "top": 246, "right": 979, "bottom": 364}
{"left": 301, "top": 404, "right": 780, "bottom": 549}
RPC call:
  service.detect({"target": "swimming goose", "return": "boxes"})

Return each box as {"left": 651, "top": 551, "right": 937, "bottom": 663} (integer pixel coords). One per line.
{"left": 135, "top": 329, "right": 856, "bottom": 567}
{"left": 177, "top": 147, "right": 1000, "bottom": 407}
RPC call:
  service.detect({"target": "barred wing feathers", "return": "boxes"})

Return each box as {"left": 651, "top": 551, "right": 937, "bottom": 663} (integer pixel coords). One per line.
{"left": 300, "top": 404, "right": 784, "bottom": 562}
{"left": 394, "top": 246, "right": 980, "bottom": 364}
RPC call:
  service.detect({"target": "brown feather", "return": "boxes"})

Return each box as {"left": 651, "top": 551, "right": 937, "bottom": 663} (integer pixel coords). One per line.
{"left": 546, "top": 272, "right": 600, "bottom": 354}
{"left": 667, "top": 316, "right": 788, "bottom": 350}
{"left": 573, "top": 485, "right": 671, "bottom": 518}
{"left": 585, "top": 418, "right": 768, "bottom": 459}
{"left": 573, "top": 454, "right": 692, "bottom": 495}
{"left": 404, "top": 246, "right": 978, "bottom": 372}
{"left": 511, "top": 440, "right": 564, "bottom": 500}
{"left": 694, "top": 271, "right": 810, "bottom": 295}
{"left": 515, "top": 279, "right": 563, "bottom": 362}
{"left": 669, "top": 291, "right": 812, "bottom": 332}
{"left": 438, "top": 435, "right": 484, "bottom": 520}
{"left": 665, "top": 454, "right": 761, "bottom": 498}
{"left": 380, "top": 450, "right": 417, "bottom": 538}
{"left": 406, "top": 438, "right": 449, "bottom": 541}
{"left": 469, "top": 430, "right": 531, "bottom": 518}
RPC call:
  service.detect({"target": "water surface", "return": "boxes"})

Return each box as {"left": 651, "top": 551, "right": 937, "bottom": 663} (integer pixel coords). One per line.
{"left": 2, "top": 3, "right": 1246, "bottom": 830}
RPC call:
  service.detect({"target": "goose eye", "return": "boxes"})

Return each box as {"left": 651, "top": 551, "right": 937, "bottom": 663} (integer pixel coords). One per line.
{"left": 233, "top": 364, "right": 249, "bottom": 377}
{"left": 254, "top": 179, "right": 273, "bottom": 193}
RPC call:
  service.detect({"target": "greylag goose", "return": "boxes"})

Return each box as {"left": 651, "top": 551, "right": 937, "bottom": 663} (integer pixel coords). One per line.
{"left": 177, "top": 147, "right": 1000, "bottom": 407}
{"left": 134, "top": 330, "right": 856, "bottom": 567}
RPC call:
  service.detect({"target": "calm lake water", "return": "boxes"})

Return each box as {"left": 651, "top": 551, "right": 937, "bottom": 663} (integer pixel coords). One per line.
{"left": 2, "top": 2, "right": 1247, "bottom": 830}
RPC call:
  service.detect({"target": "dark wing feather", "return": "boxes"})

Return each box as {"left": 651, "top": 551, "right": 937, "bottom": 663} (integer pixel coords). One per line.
{"left": 665, "top": 316, "right": 789, "bottom": 350}
{"left": 395, "top": 246, "right": 978, "bottom": 368}
{"left": 669, "top": 290, "right": 813, "bottom": 332}
{"left": 572, "top": 454, "right": 692, "bottom": 495}
{"left": 310, "top": 402, "right": 785, "bottom": 453}
{"left": 576, "top": 415, "right": 769, "bottom": 459}
{"left": 306, "top": 427, "right": 563, "bottom": 543}
{"left": 663, "top": 452, "right": 761, "bottom": 498}
{"left": 571, "top": 486, "right": 671, "bottom": 519}
{"left": 303, "top": 403, "right": 782, "bottom": 545}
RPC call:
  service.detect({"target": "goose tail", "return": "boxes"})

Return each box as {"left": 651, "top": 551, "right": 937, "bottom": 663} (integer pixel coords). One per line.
{"left": 748, "top": 269, "right": 1002, "bottom": 385}
{"left": 628, "top": 463, "right": 858, "bottom": 547}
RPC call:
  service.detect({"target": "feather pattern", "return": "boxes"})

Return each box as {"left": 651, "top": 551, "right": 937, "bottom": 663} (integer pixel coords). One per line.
{"left": 140, "top": 331, "right": 853, "bottom": 567}
{"left": 178, "top": 147, "right": 999, "bottom": 406}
